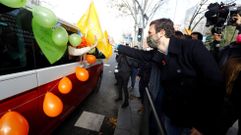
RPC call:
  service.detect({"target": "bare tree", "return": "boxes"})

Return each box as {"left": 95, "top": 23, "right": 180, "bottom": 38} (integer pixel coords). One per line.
{"left": 188, "top": 0, "right": 209, "bottom": 31}
{"left": 188, "top": 0, "right": 238, "bottom": 32}
{"left": 109, "top": 0, "right": 166, "bottom": 46}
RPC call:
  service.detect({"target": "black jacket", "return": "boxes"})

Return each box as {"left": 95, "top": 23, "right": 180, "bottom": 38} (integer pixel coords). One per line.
{"left": 117, "top": 37, "right": 224, "bottom": 134}
{"left": 116, "top": 54, "right": 138, "bottom": 74}
{"left": 138, "top": 62, "right": 151, "bottom": 82}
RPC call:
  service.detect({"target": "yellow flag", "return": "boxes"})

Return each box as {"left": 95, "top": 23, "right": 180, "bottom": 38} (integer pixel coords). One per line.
{"left": 96, "top": 31, "right": 112, "bottom": 59}
{"left": 97, "top": 40, "right": 107, "bottom": 57}
{"left": 77, "top": 13, "right": 88, "bottom": 34}
{"left": 86, "top": 2, "right": 103, "bottom": 44}
{"left": 103, "top": 31, "right": 113, "bottom": 59}
{"left": 77, "top": 2, "right": 112, "bottom": 59}
{"left": 106, "top": 43, "right": 113, "bottom": 59}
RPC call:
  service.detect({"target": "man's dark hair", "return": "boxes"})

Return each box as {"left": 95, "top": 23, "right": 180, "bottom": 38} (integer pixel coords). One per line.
{"left": 150, "top": 18, "right": 175, "bottom": 38}
{"left": 174, "top": 30, "right": 184, "bottom": 39}
{"left": 184, "top": 34, "right": 192, "bottom": 39}
{"left": 191, "top": 32, "right": 203, "bottom": 40}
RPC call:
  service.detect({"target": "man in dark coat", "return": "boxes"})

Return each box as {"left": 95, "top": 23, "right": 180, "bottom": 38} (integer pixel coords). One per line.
{"left": 115, "top": 52, "right": 139, "bottom": 108}
{"left": 115, "top": 18, "right": 224, "bottom": 135}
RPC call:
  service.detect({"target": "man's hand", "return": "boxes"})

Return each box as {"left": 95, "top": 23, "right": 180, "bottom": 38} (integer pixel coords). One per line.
{"left": 190, "top": 128, "right": 203, "bottom": 135}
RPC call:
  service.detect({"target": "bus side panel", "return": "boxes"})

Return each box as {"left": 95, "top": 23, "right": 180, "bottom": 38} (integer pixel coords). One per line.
{"left": 0, "top": 88, "right": 39, "bottom": 134}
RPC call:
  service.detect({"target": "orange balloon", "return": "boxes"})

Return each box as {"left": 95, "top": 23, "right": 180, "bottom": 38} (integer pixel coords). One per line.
{"left": 75, "top": 67, "right": 89, "bottom": 81}
{"left": 0, "top": 111, "right": 29, "bottom": 135}
{"left": 43, "top": 92, "right": 63, "bottom": 117}
{"left": 86, "top": 54, "right": 96, "bottom": 64}
{"left": 58, "top": 77, "right": 72, "bottom": 94}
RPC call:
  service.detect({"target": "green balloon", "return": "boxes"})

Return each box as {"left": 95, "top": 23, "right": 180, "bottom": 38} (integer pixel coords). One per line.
{"left": 32, "top": 5, "right": 57, "bottom": 28}
{"left": 69, "top": 34, "right": 82, "bottom": 47}
{"left": 0, "top": 0, "right": 27, "bottom": 8}
{"left": 52, "top": 26, "right": 68, "bottom": 46}
{"left": 32, "top": 19, "right": 67, "bottom": 64}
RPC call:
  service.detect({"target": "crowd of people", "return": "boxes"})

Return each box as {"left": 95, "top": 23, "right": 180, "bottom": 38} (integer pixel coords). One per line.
{"left": 113, "top": 13, "right": 241, "bottom": 135}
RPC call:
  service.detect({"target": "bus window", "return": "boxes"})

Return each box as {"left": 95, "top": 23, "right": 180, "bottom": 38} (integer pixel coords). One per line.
{"left": 0, "top": 9, "right": 35, "bottom": 76}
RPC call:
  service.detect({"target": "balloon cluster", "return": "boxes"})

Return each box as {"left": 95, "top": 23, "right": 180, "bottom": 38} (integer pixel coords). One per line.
{"left": 31, "top": 5, "right": 85, "bottom": 64}
{"left": 43, "top": 66, "right": 89, "bottom": 118}
{"left": 30, "top": 5, "right": 98, "bottom": 64}
{"left": 32, "top": 5, "right": 69, "bottom": 47}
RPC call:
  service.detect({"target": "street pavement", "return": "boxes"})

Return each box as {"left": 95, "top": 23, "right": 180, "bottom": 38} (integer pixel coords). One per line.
{"left": 114, "top": 95, "right": 143, "bottom": 135}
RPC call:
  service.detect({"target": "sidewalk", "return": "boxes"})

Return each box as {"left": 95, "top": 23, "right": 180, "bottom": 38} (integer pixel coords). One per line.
{"left": 114, "top": 82, "right": 143, "bottom": 135}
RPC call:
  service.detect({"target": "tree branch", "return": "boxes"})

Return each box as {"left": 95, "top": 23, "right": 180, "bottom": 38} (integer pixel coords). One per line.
{"left": 191, "top": 16, "right": 205, "bottom": 31}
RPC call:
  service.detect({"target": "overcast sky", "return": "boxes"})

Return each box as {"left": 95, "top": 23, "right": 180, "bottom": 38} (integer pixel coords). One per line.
{"left": 37, "top": 0, "right": 241, "bottom": 42}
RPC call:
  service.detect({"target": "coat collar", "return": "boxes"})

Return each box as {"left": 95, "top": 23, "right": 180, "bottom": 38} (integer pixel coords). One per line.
{"left": 167, "top": 37, "right": 181, "bottom": 55}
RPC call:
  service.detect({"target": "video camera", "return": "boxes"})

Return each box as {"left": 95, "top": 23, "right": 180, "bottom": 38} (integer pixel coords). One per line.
{"left": 205, "top": 2, "right": 241, "bottom": 34}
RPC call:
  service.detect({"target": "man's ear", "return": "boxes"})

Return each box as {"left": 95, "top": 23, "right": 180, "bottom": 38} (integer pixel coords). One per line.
{"left": 159, "top": 29, "right": 165, "bottom": 37}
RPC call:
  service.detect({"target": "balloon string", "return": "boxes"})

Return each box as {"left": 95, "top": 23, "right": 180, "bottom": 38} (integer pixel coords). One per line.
{"left": 0, "top": 82, "right": 59, "bottom": 116}
{"left": 48, "top": 81, "right": 59, "bottom": 92}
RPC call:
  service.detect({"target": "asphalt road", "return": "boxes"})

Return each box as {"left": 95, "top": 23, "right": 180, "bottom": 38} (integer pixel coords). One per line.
{"left": 53, "top": 54, "right": 119, "bottom": 135}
